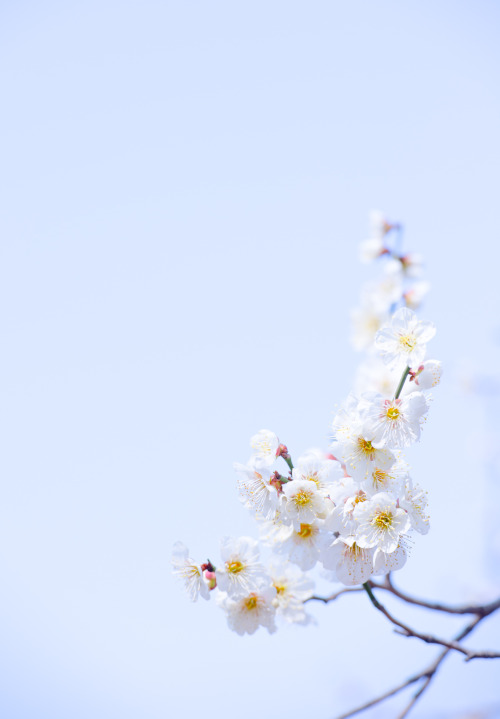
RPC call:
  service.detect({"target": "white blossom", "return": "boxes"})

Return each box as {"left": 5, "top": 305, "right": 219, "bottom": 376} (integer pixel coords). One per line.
{"left": 360, "top": 391, "right": 429, "bottom": 449}
{"left": 400, "top": 478, "right": 430, "bottom": 535}
{"left": 272, "top": 520, "right": 331, "bottom": 571}
{"left": 375, "top": 307, "right": 436, "bottom": 369}
{"left": 292, "top": 452, "right": 344, "bottom": 497}
{"left": 364, "top": 266, "right": 404, "bottom": 313}
{"left": 171, "top": 542, "right": 210, "bottom": 602}
{"left": 373, "top": 541, "right": 408, "bottom": 574}
{"left": 332, "top": 393, "right": 362, "bottom": 441}
{"left": 215, "top": 536, "right": 267, "bottom": 597}
{"left": 354, "top": 492, "right": 411, "bottom": 553}
{"left": 218, "top": 580, "right": 277, "bottom": 635}
{"left": 353, "top": 355, "right": 403, "bottom": 397}
{"left": 360, "top": 455, "right": 409, "bottom": 497}
{"left": 332, "top": 427, "right": 396, "bottom": 482}
{"left": 350, "top": 304, "right": 389, "bottom": 351}
{"left": 400, "top": 253, "right": 424, "bottom": 278}
{"left": 323, "top": 480, "right": 367, "bottom": 536}
{"left": 234, "top": 461, "right": 281, "bottom": 520}
{"left": 282, "top": 479, "right": 332, "bottom": 529}
{"left": 268, "top": 562, "right": 315, "bottom": 624}
{"left": 358, "top": 210, "right": 391, "bottom": 263}
{"left": 250, "top": 429, "right": 280, "bottom": 466}
{"left": 321, "top": 536, "right": 375, "bottom": 586}
{"left": 174, "top": 211, "right": 439, "bottom": 631}
{"left": 404, "top": 280, "right": 430, "bottom": 309}
{"left": 409, "top": 359, "right": 443, "bottom": 390}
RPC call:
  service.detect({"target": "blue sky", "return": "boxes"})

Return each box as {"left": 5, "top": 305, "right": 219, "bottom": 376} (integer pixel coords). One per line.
{"left": 0, "top": 2, "right": 499, "bottom": 717}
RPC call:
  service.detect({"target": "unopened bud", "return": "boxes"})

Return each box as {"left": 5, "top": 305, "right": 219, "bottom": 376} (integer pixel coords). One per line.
{"left": 204, "top": 570, "right": 217, "bottom": 590}
{"left": 409, "top": 365, "right": 424, "bottom": 382}
{"left": 276, "top": 444, "right": 290, "bottom": 460}
{"left": 270, "top": 471, "right": 288, "bottom": 493}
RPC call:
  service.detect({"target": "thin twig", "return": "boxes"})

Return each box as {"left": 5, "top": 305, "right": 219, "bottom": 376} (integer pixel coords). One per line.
{"left": 393, "top": 628, "right": 500, "bottom": 660}
{"left": 396, "top": 615, "right": 483, "bottom": 719}
{"left": 380, "top": 574, "right": 500, "bottom": 617}
{"left": 360, "top": 582, "right": 493, "bottom": 659}
{"left": 313, "top": 578, "right": 500, "bottom": 716}
{"left": 334, "top": 673, "right": 421, "bottom": 719}
{"left": 334, "top": 614, "right": 484, "bottom": 719}
{"left": 307, "top": 587, "right": 365, "bottom": 603}
{"left": 312, "top": 575, "right": 500, "bottom": 617}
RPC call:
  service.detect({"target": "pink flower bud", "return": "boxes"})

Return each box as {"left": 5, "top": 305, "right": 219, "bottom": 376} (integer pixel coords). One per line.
{"left": 276, "top": 443, "right": 290, "bottom": 459}
{"left": 204, "top": 570, "right": 217, "bottom": 590}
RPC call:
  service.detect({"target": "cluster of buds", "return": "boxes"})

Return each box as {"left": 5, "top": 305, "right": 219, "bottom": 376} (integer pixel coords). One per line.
{"left": 173, "top": 213, "right": 442, "bottom": 635}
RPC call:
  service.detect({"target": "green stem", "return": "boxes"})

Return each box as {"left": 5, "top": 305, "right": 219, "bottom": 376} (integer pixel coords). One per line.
{"left": 363, "top": 582, "right": 381, "bottom": 609}
{"left": 394, "top": 366, "right": 410, "bottom": 400}
{"left": 284, "top": 456, "right": 294, "bottom": 472}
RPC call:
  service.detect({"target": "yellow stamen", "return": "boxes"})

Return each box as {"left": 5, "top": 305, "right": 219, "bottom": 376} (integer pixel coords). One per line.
{"left": 372, "top": 511, "right": 393, "bottom": 529}
{"left": 347, "top": 542, "right": 363, "bottom": 558}
{"left": 386, "top": 407, "right": 400, "bottom": 420}
{"left": 399, "top": 333, "right": 417, "bottom": 352}
{"left": 297, "top": 523, "right": 313, "bottom": 538}
{"left": 294, "top": 490, "right": 312, "bottom": 506}
{"left": 373, "top": 469, "right": 389, "bottom": 486}
{"left": 358, "top": 438, "right": 375, "bottom": 456}
{"left": 245, "top": 595, "right": 258, "bottom": 610}
{"left": 227, "top": 560, "right": 244, "bottom": 574}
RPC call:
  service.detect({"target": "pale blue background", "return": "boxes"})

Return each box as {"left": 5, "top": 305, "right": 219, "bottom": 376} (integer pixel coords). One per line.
{"left": 0, "top": 1, "right": 499, "bottom": 717}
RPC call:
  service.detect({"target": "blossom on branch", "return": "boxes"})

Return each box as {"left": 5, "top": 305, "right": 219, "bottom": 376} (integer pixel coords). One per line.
{"left": 217, "top": 579, "right": 278, "bottom": 635}
{"left": 359, "top": 391, "right": 429, "bottom": 448}
{"left": 215, "top": 536, "right": 267, "bottom": 597}
{"left": 353, "top": 492, "right": 411, "bottom": 554}
{"left": 171, "top": 542, "right": 210, "bottom": 602}
{"left": 375, "top": 306, "right": 436, "bottom": 369}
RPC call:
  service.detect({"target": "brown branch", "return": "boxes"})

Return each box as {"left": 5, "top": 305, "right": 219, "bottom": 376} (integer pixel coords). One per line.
{"left": 313, "top": 577, "right": 500, "bottom": 717}
{"left": 307, "top": 587, "right": 365, "bottom": 603}
{"left": 334, "top": 614, "right": 484, "bottom": 719}
{"left": 361, "top": 582, "right": 495, "bottom": 660}
{"left": 393, "top": 627, "right": 500, "bottom": 660}
{"left": 311, "top": 575, "right": 500, "bottom": 617}
{"left": 396, "top": 615, "right": 483, "bottom": 719}
{"left": 377, "top": 574, "right": 500, "bottom": 617}
{"left": 334, "top": 672, "right": 422, "bottom": 719}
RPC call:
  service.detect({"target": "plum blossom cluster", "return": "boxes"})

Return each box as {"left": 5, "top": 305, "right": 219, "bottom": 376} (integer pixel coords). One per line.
{"left": 172, "top": 536, "right": 314, "bottom": 635}
{"left": 173, "top": 213, "right": 442, "bottom": 636}
{"left": 352, "top": 210, "right": 430, "bottom": 355}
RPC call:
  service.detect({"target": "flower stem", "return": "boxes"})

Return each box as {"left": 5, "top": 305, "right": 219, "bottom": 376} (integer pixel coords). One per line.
{"left": 394, "top": 366, "right": 410, "bottom": 400}
{"left": 362, "top": 582, "right": 382, "bottom": 609}
{"left": 284, "top": 455, "right": 294, "bottom": 472}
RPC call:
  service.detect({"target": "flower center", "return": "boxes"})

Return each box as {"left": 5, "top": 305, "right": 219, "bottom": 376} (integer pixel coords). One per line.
{"left": 244, "top": 595, "right": 258, "bottom": 610}
{"left": 347, "top": 542, "right": 363, "bottom": 558}
{"left": 373, "top": 469, "right": 389, "bottom": 486}
{"left": 372, "top": 511, "right": 393, "bottom": 529}
{"left": 273, "top": 582, "right": 286, "bottom": 595}
{"left": 294, "top": 489, "right": 312, "bottom": 506}
{"left": 386, "top": 407, "right": 400, "bottom": 420}
{"left": 297, "top": 523, "right": 314, "bottom": 538}
{"left": 252, "top": 437, "right": 273, "bottom": 456}
{"left": 399, "top": 333, "right": 417, "bottom": 352}
{"left": 358, "top": 437, "right": 374, "bottom": 456}
{"left": 227, "top": 560, "right": 244, "bottom": 574}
